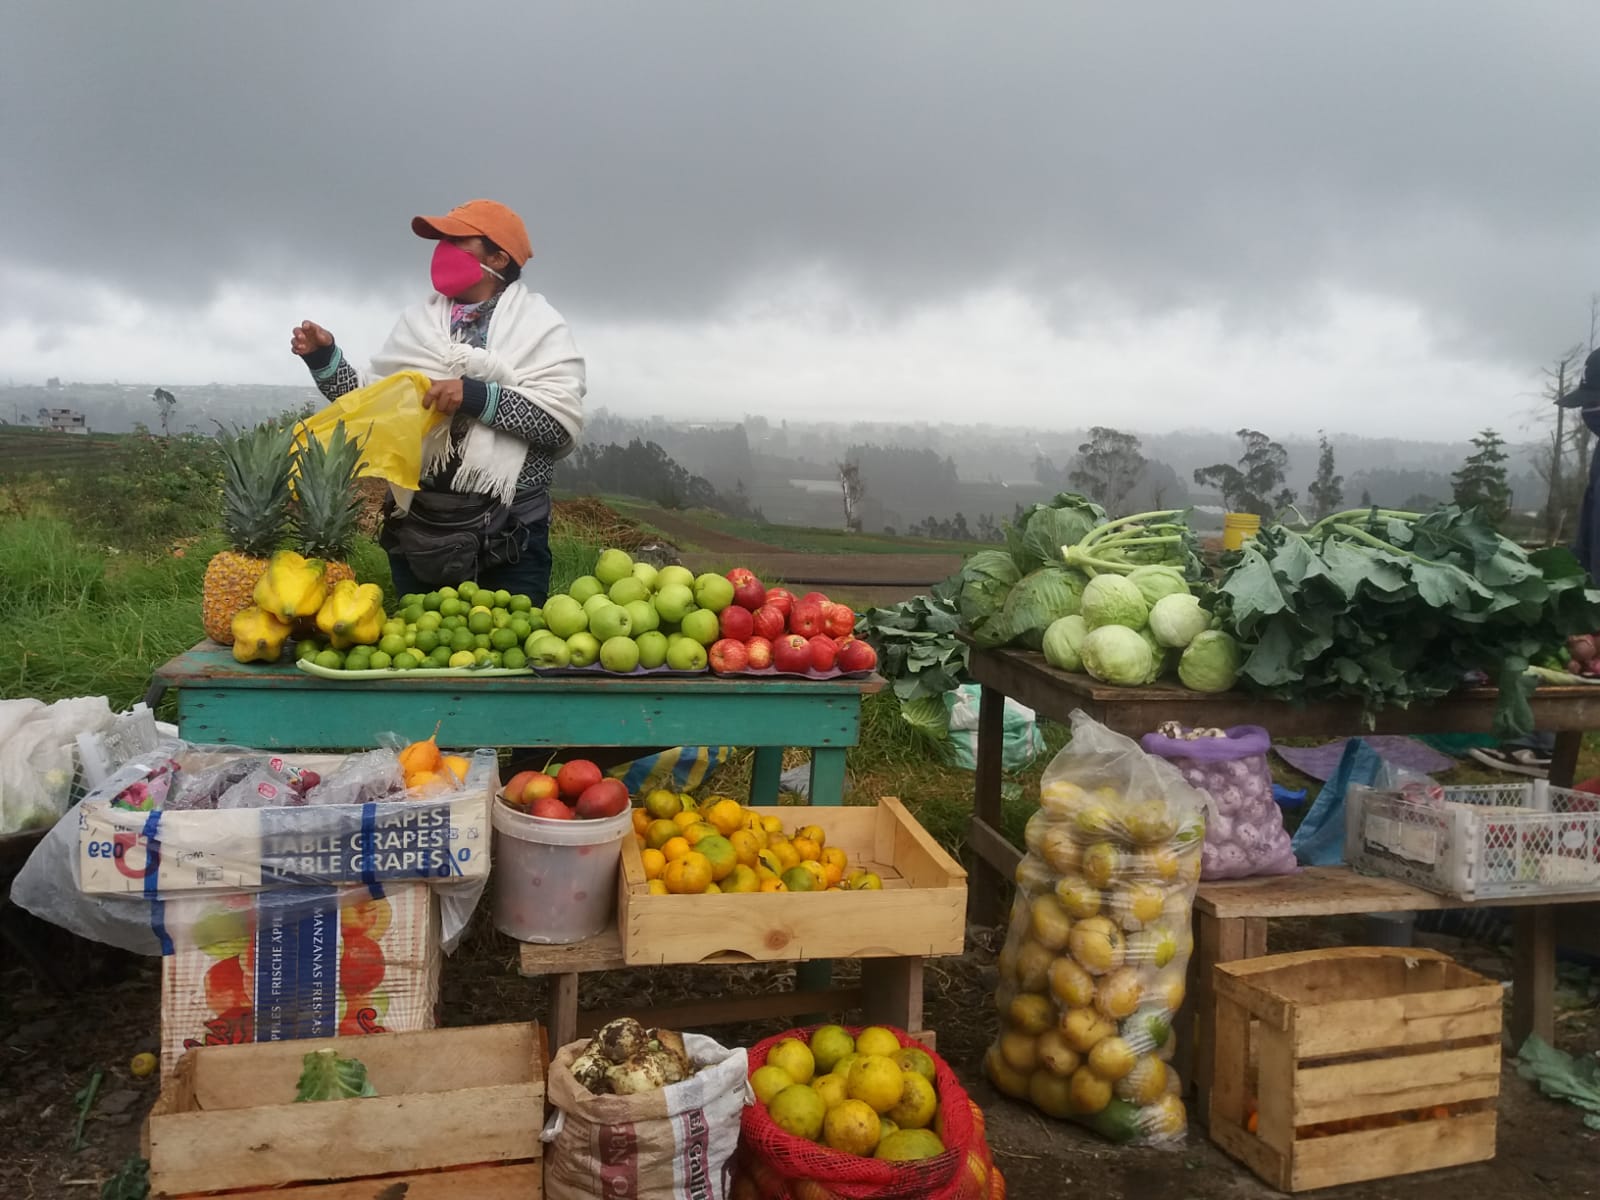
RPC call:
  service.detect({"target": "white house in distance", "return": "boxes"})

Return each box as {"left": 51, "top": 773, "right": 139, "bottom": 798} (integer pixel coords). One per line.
{"left": 37, "top": 407, "right": 88, "bottom": 434}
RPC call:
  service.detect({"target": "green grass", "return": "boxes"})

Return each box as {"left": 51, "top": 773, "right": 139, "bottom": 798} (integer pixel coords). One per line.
{"left": 600, "top": 498, "right": 988, "bottom": 556}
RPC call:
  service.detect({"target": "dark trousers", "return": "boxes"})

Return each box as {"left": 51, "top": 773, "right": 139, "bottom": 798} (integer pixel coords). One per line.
{"left": 386, "top": 517, "right": 553, "bottom": 606}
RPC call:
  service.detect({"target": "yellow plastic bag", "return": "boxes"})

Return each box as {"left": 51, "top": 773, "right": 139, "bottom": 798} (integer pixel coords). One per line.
{"left": 295, "top": 370, "right": 445, "bottom": 492}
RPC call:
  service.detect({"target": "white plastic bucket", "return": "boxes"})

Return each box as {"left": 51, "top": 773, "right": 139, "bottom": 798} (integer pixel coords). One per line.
{"left": 491, "top": 800, "right": 632, "bottom": 944}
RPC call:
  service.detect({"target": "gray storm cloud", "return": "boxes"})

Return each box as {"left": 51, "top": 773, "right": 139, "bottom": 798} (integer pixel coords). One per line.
{"left": 3, "top": 0, "right": 1599, "bottom": 368}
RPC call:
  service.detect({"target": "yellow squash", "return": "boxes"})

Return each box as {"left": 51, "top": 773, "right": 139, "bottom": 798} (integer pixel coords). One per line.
{"left": 253, "top": 550, "right": 327, "bottom": 622}
{"left": 231, "top": 606, "right": 291, "bottom": 664}
{"left": 315, "top": 579, "right": 386, "bottom": 650}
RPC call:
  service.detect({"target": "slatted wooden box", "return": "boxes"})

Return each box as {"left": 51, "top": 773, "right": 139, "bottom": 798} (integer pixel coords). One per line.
{"left": 1208, "top": 947, "right": 1500, "bottom": 1193}
{"left": 145, "top": 1022, "right": 545, "bottom": 1199}
{"left": 617, "top": 798, "right": 966, "bottom": 965}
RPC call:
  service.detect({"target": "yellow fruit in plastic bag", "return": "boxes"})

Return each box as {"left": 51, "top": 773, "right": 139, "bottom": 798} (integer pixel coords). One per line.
{"left": 1028, "top": 894, "right": 1073, "bottom": 950}
{"left": 1039, "top": 779, "right": 1088, "bottom": 812}
{"left": 997, "top": 939, "right": 1020, "bottom": 984}
{"left": 999, "top": 1029, "right": 1039, "bottom": 1074}
{"left": 1074, "top": 803, "right": 1120, "bottom": 840}
{"left": 1087, "top": 1036, "right": 1137, "bottom": 1082}
{"left": 1049, "top": 957, "right": 1097, "bottom": 1009}
{"left": 1152, "top": 971, "right": 1186, "bottom": 1013}
{"left": 1055, "top": 878, "right": 1102, "bottom": 919}
{"left": 1035, "top": 1029, "right": 1080, "bottom": 1077}
{"left": 253, "top": 549, "right": 327, "bottom": 622}
{"left": 230, "top": 605, "right": 290, "bottom": 663}
{"left": 1128, "top": 926, "right": 1179, "bottom": 970}
{"left": 1094, "top": 967, "right": 1144, "bottom": 1021}
{"left": 1060, "top": 1006, "right": 1116, "bottom": 1054}
{"left": 1115, "top": 1056, "right": 1169, "bottom": 1105}
{"left": 1015, "top": 940, "right": 1054, "bottom": 993}
{"left": 1028, "top": 1068, "right": 1076, "bottom": 1119}
{"left": 1124, "top": 799, "right": 1178, "bottom": 845}
{"left": 1145, "top": 1092, "right": 1187, "bottom": 1138}
{"left": 1015, "top": 856, "right": 1055, "bottom": 896}
{"left": 1069, "top": 1066, "right": 1113, "bottom": 1114}
{"left": 1138, "top": 847, "right": 1182, "bottom": 882}
{"left": 1081, "top": 842, "right": 1121, "bottom": 889}
{"left": 1116, "top": 883, "right": 1166, "bottom": 930}
{"left": 1040, "top": 826, "right": 1083, "bottom": 875}
{"left": 1008, "top": 992, "right": 1055, "bottom": 1036}
{"left": 985, "top": 1046, "right": 1030, "bottom": 1099}
{"left": 1068, "top": 916, "right": 1126, "bottom": 975}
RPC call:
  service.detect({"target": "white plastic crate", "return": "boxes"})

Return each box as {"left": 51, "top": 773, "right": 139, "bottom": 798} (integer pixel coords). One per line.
{"left": 1346, "top": 781, "right": 1600, "bottom": 900}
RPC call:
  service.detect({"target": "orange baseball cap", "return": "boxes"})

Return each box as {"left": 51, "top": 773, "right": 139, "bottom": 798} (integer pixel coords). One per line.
{"left": 412, "top": 199, "right": 532, "bottom": 266}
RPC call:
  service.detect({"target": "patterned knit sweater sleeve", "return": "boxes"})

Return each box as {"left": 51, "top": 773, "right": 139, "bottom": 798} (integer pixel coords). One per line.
{"left": 301, "top": 344, "right": 361, "bottom": 402}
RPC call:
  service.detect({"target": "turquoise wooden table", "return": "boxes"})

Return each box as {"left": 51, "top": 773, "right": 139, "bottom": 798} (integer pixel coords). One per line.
{"left": 155, "top": 641, "right": 884, "bottom": 808}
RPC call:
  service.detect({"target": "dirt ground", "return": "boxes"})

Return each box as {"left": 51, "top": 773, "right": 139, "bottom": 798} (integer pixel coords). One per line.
{"left": 3, "top": 907, "right": 1598, "bottom": 1200}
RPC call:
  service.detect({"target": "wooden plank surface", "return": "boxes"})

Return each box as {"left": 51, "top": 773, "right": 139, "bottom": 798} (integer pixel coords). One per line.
{"left": 1196, "top": 865, "right": 1600, "bottom": 918}
{"left": 1292, "top": 1043, "right": 1501, "bottom": 1126}
{"left": 1286, "top": 1110, "right": 1497, "bottom": 1192}
{"left": 1513, "top": 906, "right": 1557, "bottom": 1045}
{"left": 157, "top": 1161, "right": 543, "bottom": 1200}
{"left": 518, "top": 928, "right": 627, "bottom": 977}
{"left": 1292, "top": 986, "right": 1503, "bottom": 1058}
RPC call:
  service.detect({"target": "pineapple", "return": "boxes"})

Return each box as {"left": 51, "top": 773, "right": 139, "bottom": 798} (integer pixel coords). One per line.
{"left": 293, "top": 420, "right": 367, "bottom": 591}
{"left": 202, "top": 422, "right": 294, "bottom": 643}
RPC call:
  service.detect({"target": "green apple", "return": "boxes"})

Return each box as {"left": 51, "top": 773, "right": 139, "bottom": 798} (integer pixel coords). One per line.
{"left": 525, "top": 630, "right": 563, "bottom": 658}
{"left": 681, "top": 608, "right": 721, "bottom": 646}
{"left": 636, "top": 631, "right": 669, "bottom": 669}
{"left": 624, "top": 599, "right": 659, "bottom": 634}
{"left": 566, "top": 631, "right": 601, "bottom": 667}
{"left": 656, "top": 564, "right": 695, "bottom": 591}
{"left": 583, "top": 593, "right": 616, "bottom": 619}
{"left": 568, "top": 575, "right": 605, "bottom": 605}
{"left": 693, "top": 573, "right": 735, "bottom": 613}
{"left": 591, "top": 603, "right": 633, "bottom": 641}
{"left": 608, "top": 576, "right": 650, "bottom": 607}
{"left": 653, "top": 583, "right": 696, "bottom": 624}
{"left": 631, "top": 562, "right": 659, "bottom": 592}
{"left": 594, "top": 548, "right": 635, "bottom": 587}
{"left": 666, "top": 637, "right": 708, "bottom": 671}
{"left": 600, "top": 636, "right": 641, "bottom": 672}
{"left": 543, "top": 594, "right": 588, "bottom": 638}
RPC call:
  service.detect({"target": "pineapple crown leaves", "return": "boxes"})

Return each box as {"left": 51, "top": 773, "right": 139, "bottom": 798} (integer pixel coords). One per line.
{"left": 292, "top": 419, "right": 370, "bottom": 559}
{"left": 217, "top": 420, "right": 296, "bottom": 556}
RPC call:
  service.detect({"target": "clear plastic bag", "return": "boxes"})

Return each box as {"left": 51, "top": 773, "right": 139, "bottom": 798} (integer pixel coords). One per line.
{"left": 0, "top": 696, "right": 115, "bottom": 833}
{"left": 984, "top": 711, "right": 1206, "bottom": 1146}
{"left": 1141, "top": 724, "right": 1297, "bottom": 880}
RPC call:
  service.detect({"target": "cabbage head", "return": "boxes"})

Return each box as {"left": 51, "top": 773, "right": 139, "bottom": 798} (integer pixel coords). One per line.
{"left": 1127, "top": 565, "right": 1189, "bottom": 609}
{"left": 1178, "top": 630, "right": 1242, "bottom": 693}
{"left": 1041, "top": 614, "right": 1089, "bottom": 673}
{"left": 1138, "top": 627, "right": 1168, "bottom": 684}
{"left": 1148, "top": 593, "right": 1210, "bottom": 649}
{"left": 997, "top": 566, "right": 1087, "bottom": 649}
{"left": 1009, "top": 493, "right": 1106, "bottom": 574}
{"left": 1080, "top": 573, "right": 1149, "bottom": 632}
{"left": 1080, "top": 624, "right": 1155, "bottom": 686}
{"left": 956, "top": 550, "right": 1021, "bottom": 646}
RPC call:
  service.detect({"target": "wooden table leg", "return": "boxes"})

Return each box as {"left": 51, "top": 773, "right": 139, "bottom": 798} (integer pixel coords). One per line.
{"left": 860, "top": 958, "right": 925, "bottom": 1034}
{"left": 1512, "top": 905, "right": 1556, "bottom": 1048}
{"left": 968, "top": 685, "right": 1007, "bottom": 929}
{"left": 550, "top": 973, "right": 580, "bottom": 1051}
{"left": 1551, "top": 731, "right": 1583, "bottom": 789}
{"left": 1187, "top": 912, "right": 1266, "bottom": 1123}
{"left": 797, "top": 748, "right": 848, "bottom": 993}
{"left": 751, "top": 746, "right": 783, "bottom": 805}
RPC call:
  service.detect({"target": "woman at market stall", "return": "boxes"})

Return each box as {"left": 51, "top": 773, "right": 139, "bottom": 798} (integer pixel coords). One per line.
{"left": 290, "top": 198, "right": 585, "bottom": 605}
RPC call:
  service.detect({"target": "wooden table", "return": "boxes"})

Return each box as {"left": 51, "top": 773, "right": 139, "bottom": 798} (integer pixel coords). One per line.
{"left": 963, "top": 643, "right": 1600, "bottom": 1049}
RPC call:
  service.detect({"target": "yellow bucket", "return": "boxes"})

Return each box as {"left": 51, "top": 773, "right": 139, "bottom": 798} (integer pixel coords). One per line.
{"left": 1222, "top": 512, "right": 1261, "bottom": 551}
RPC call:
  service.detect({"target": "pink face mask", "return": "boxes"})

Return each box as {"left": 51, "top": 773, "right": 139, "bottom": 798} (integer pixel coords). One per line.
{"left": 430, "top": 241, "right": 487, "bottom": 296}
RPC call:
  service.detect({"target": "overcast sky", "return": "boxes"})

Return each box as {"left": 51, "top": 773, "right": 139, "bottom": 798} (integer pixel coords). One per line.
{"left": 3, "top": 1, "right": 1598, "bottom": 441}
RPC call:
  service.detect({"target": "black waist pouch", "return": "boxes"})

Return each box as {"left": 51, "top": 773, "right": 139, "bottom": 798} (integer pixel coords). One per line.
{"left": 380, "top": 490, "right": 519, "bottom": 582}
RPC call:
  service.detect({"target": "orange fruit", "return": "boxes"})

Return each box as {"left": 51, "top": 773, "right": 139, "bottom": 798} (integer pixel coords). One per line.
{"left": 797, "top": 823, "right": 825, "bottom": 845}
{"left": 760, "top": 877, "right": 788, "bottom": 893}
{"left": 664, "top": 852, "right": 713, "bottom": 894}
{"left": 781, "top": 866, "right": 819, "bottom": 892}
{"left": 820, "top": 847, "right": 848, "bottom": 885}
{"left": 647, "top": 879, "right": 669, "bottom": 896}
{"left": 662, "top": 836, "right": 692, "bottom": 863}
{"left": 645, "top": 819, "right": 681, "bottom": 850}
{"left": 729, "top": 830, "right": 761, "bottom": 867}
{"left": 631, "top": 809, "right": 651, "bottom": 836}
{"left": 796, "top": 860, "right": 828, "bottom": 889}
{"left": 440, "top": 754, "right": 471, "bottom": 782}
{"left": 760, "top": 814, "right": 784, "bottom": 835}
{"left": 772, "top": 841, "right": 801, "bottom": 870}
{"left": 696, "top": 834, "right": 738, "bottom": 881}
{"left": 723, "top": 864, "right": 761, "bottom": 893}
{"left": 673, "top": 809, "right": 702, "bottom": 831}
{"left": 640, "top": 848, "right": 667, "bottom": 881}
{"left": 791, "top": 836, "right": 821, "bottom": 863}
{"left": 406, "top": 769, "right": 448, "bottom": 792}
{"left": 397, "top": 730, "right": 441, "bottom": 775}
{"left": 706, "top": 797, "right": 745, "bottom": 835}
{"left": 683, "top": 822, "right": 720, "bottom": 847}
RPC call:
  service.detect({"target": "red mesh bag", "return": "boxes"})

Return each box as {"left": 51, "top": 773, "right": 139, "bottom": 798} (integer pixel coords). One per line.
{"left": 737, "top": 1024, "right": 1003, "bottom": 1200}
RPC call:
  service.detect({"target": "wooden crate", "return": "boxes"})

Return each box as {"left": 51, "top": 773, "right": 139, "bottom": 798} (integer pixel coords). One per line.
{"left": 1208, "top": 946, "right": 1501, "bottom": 1193}
{"left": 145, "top": 1022, "right": 545, "bottom": 1198}
{"left": 617, "top": 798, "right": 966, "bottom": 965}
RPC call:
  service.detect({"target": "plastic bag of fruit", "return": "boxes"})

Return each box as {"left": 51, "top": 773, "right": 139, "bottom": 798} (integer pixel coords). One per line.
{"left": 984, "top": 711, "right": 1206, "bottom": 1146}
{"left": 735, "top": 1024, "right": 1003, "bottom": 1200}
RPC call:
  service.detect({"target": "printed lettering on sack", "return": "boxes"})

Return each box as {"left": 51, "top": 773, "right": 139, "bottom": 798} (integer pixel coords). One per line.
{"left": 597, "top": 1121, "right": 638, "bottom": 1198}
{"left": 676, "top": 1106, "right": 712, "bottom": 1200}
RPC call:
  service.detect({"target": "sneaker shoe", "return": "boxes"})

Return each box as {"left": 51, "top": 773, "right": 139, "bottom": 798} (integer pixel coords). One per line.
{"left": 1468, "top": 747, "right": 1551, "bottom": 779}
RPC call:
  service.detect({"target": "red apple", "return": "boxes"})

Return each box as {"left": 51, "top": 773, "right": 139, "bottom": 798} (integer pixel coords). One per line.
{"left": 576, "top": 778, "right": 630, "bottom": 819}
{"left": 790, "top": 602, "right": 825, "bottom": 638}
{"left": 531, "top": 795, "right": 576, "bottom": 820}
{"left": 808, "top": 635, "right": 839, "bottom": 672}
{"left": 503, "top": 770, "right": 541, "bottom": 809}
{"left": 801, "top": 591, "right": 831, "bottom": 608}
{"left": 708, "top": 638, "right": 751, "bottom": 675}
{"left": 726, "top": 567, "right": 768, "bottom": 611}
{"left": 556, "top": 759, "right": 603, "bottom": 800}
{"left": 838, "top": 638, "right": 878, "bottom": 673}
{"left": 521, "top": 773, "right": 559, "bottom": 805}
{"left": 751, "top": 604, "right": 786, "bottom": 641}
{"left": 719, "top": 605, "right": 755, "bottom": 641}
{"left": 773, "top": 634, "right": 812, "bottom": 674}
{"left": 764, "top": 587, "right": 796, "bottom": 619}
{"left": 745, "top": 636, "right": 774, "bottom": 669}
{"left": 822, "top": 602, "right": 855, "bottom": 639}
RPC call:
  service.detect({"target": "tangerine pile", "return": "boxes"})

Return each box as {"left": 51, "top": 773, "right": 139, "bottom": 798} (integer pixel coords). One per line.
{"left": 631, "top": 791, "right": 884, "bottom": 896}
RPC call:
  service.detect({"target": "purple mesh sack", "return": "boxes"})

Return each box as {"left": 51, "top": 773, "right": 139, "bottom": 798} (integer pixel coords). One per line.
{"left": 1140, "top": 725, "right": 1297, "bottom": 880}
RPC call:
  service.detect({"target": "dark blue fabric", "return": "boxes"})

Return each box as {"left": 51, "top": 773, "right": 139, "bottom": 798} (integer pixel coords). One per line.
{"left": 1290, "top": 736, "right": 1386, "bottom": 866}
{"left": 1574, "top": 406, "right": 1600, "bottom": 582}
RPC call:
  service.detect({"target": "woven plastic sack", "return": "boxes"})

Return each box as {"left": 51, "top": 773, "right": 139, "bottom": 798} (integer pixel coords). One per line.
{"left": 295, "top": 370, "right": 445, "bottom": 493}
{"left": 607, "top": 745, "right": 733, "bottom": 795}
{"left": 1141, "top": 725, "right": 1296, "bottom": 880}
{"left": 945, "top": 684, "right": 1042, "bottom": 772}
{"left": 737, "top": 1025, "right": 1003, "bottom": 1200}
{"left": 984, "top": 711, "right": 1205, "bottom": 1146}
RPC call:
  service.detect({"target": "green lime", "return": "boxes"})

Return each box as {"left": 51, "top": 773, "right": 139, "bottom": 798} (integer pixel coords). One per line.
{"left": 415, "top": 629, "right": 440, "bottom": 653}
{"left": 509, "top": 594, "right": 532, "bottom": 613}
{"left": 450, "top": 627, "right": 476, "bottom": 652}
{"left": 526, "top": 609, "right": 546, "bottom": 632}
{"left": 404, "top": 630, "right": 417, "bottom": 646}
{"left": 429, "top": 646, "right": 453, "bottom": 668}
{"left": 314, "top": 649, "right": 344, "bottom": 670}
{"left": 488, "top": 650, "right": 504, "bottom": 668}
{"left": 490, "top": 627, "right": 520, "bottom": 651}
{"left": 441, "top": 614, "right": 463, "bottom": 631}
{"left": 448, "top": 650, "right": 476, "bottom": 668}
{"left": 491, "top": 608, "right": 512, "bottom": 629}
{"left": 368, "top": 650, "right": 393, "bottom": 670}
{"left": 493, "top": 589, "right": 513, "bottom": 608}
{"left": 378, "top": 634, "right": 407, "bottom": 657}
{"left": 439, "top": 596, "right": 464, "bottom": 618}
{"left": 295, "top": 639, "right": 320, "bottom": 661}
{"left": 422, "top": 591, "right": 443, "bottom": 612}
{"left": 382, "top": 619, "right": 407, "bottom": 638}
{"left": 458, "top": 580, "right": 479, "bottom": 600}
{"left": 417, "top": 611, "right": 442, "bottom": 631}
{"left": 502, "top": 647, "right": 527, "bottom": 669}
{"left": 510, "top": 617, "right": 532, "bottom": 641}
{"left": 393, "top": 651, "right": 420, "bottom": 670}
{"left": 401, "top": 605, "right": 425, "bottom": 624}
{"left": 474, "top": 648, "right": 493, "bottom": 666}
{"left": 474, "top": 633, "right": 491, "bottom": 650}
{"left": 467, "top": 607, "right": 493, "bottom": 635}
{"left": 438, "top": 586, "right": 458, "bottom": 600}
